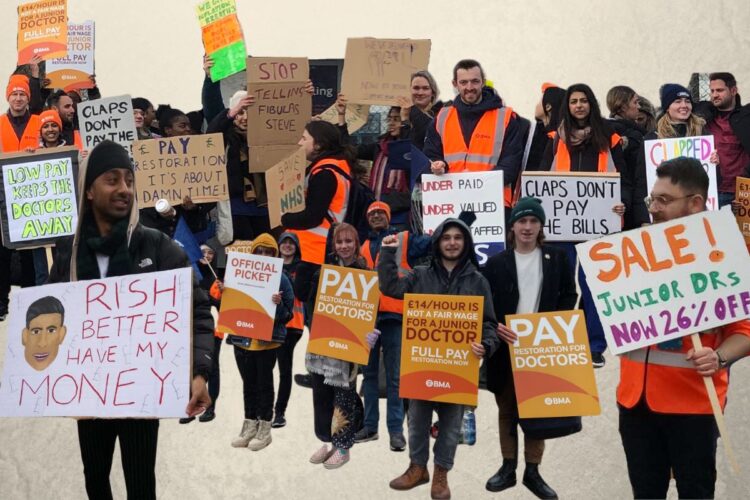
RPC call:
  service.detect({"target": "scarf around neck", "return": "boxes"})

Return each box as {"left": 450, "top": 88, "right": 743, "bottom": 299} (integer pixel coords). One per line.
{"left": 76, "top": 210, "right": 132, "bottom": 280}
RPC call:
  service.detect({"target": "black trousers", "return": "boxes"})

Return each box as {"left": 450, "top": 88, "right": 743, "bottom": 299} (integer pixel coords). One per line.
{"left": 310, "top": 373, "right": 362, "bottom": 449}
{"left": 234, "top": 346, "right": 277, "bottom": 421}
{"left": 77, "top": 419, "right": 159, "bottom": 500}
{"left": 0, "top": 246, "right": 11, "bottom": 314}
{"left": 207, "top": 336, "right": 222, "bottom": 409}
{"left": 275, "top": 328, "right": 303, "bottom": 415}
{"left": 619, "top": 404, "right": 718, "bottom": 499}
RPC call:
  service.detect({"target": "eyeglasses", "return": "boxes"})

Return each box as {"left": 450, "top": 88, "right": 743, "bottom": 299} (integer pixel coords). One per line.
{"left": 644, "top": 194, "right": 697, "bottom": 209}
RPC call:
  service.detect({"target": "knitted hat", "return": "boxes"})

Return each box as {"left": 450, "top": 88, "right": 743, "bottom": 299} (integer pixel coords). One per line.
{"left": 84, "top": 140, "right": 133, "bottom": 191}
{"left": 510, "top": 197, "right": 546, "bottom": 226}
{"left": 367, "top": 201, "right": 391, "bottom": 222}
{"left": 39, "top": 109, "right": 62, "bottom": 129}
{"left": 6, "top": 74, "right": 30, "bottom": 100}
{"left": 659, "top": 84, "right": 692, "bottom": 112}
{"left": 250, "top": 233, "right": 279, "bottom": 257}
{"left": 229, "top": 90, "right": 247, "bottom": 109}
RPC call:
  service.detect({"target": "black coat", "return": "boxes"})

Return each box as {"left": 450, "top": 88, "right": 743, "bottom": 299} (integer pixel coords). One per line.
{"left": 695, "top": 98, "right": 750, "bottom": 155}
{"left": 48, "top": 223, "right": 215, "bottom": 378}
{"left": 482, "top": 245, "right": 577, "bottom": 393}
{"left": 607, "top": 118, "right": 650, "bottom": 229}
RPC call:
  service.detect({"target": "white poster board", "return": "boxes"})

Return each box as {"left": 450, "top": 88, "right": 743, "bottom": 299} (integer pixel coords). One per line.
{"left": 0, "top": 268, "right": 193, "bottom": 417}
{"left": 217, "top": 252, "right": 283, "bottom": 340}
{"left": 521, "top": 171, "right": 621, "bottom": 241}
{"left": 576, "top": 208, "right": 750, "bottom": 355}
{"left": 644, "top": 135, "right": 719, "bottom": 211}
{"left": 422, "top": 171, "right": 505, "bottom": 264}
{"left": 77, "top": 94, "right": 137, "bottom": 153}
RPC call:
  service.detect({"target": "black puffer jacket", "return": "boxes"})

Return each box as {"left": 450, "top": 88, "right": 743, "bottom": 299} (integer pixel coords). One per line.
{"left": 608, "top": 118, "right": 649, "bottom": 228}
{"left": 377, "top": 218, "right": 500, "bottom": 359}
{"left": 48, "top": 224, "right": 215, "bottom": 378}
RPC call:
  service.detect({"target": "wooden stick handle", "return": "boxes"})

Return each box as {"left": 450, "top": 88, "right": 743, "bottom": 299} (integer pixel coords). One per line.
{"left": 690, "top": 333, "right": 740, "bottom": 475}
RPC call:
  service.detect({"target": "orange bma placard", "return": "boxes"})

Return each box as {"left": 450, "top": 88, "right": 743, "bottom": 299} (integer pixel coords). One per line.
{"left": 400, "top": 294, "right": 482, "bottom": 406}
{"left": 506, "top": 310, "right": 600, "bottom": 418}
{"left": 17, "top": 0, "right": 68, "bottom": 64}
{"left": 308, "top": 265, "right": 380, "bottom": 364}
{"left": 736, "top": 177, "right": 750, "bottom": 245}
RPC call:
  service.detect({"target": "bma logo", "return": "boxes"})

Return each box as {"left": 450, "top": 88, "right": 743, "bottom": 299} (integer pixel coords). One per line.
{"left": 425, "top": 379, "right": 451, "bottom": 389}
{"left": 328, "top": 340, "right": 349, "bottom": 350}
{"left": 544, "top": 396, "right": 572, "bottom": 405}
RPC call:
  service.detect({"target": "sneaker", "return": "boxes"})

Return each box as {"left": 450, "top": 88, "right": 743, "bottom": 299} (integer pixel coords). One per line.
{"left": 271, "top": 413, "right": 286, "bottom": 428}
{"left": 353, "top": 428, "right": 379, "bottom": 443}
{"left": 323, "top": 448, "right": 350, "bottom": 469}
{"left": 198, "top": 407, "right": 215, "bottom": 422}
{"left": 179, "top": 416, "right": 195, "bottom": 424}
{"left": 310, "top": 444, "right": 335, "bottom": 464}
{"left": 591, "top": 352, "right": 606, "bottom": 368}
{"left": 294, "top": 374, "right": 312, "bottom": 388}
{"left": 389, "top": 432, "right": 406, "bottom": 452}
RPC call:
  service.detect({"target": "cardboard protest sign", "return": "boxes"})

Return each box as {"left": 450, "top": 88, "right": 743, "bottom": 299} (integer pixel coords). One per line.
{"left": 265, "top": 147, "right": 306, "bottom": 228}
{"left": 341, "top": 38, "right": 431, "bottom": 105}
{"left": 308, "top": 265, "right": 380, "bottom": 364}
{"left": 218, "top": 252, "right": 283, "bottom": 340}
{"left": 0, "top": 147, "right": 79, "bottom": 249}
{"left": 400, "top": 294, "right": 483, "bottom": 406}
{"left": 17, "top": 0, "right": 68, "bottom": 64}
{"left": 422, "top": 171, "right": 505, "bottom": 265}
{"left": 45, "top": 21, "right": 95, "bottom": 92}
{"left": 576, "top": 208, "right": 750, "bottom": 355}
{"left": 133, "top": 133, "right": 228, "bottom": 208}
{"left": 0, "top": 268, "right": 193, "bottom": 418}
{"left": 318, "top": 102, "right": 370, "bottom": 134}
{"left": 521, "top": 172, "right": 621, "bottom": 241}
{"left": 248, "top": 144, "right": 300, "bottom": 174}
{"left": 506, "top": 310, "right": 600, "bottom": 418}
{"left": 77, "top": 95, "right": 137, "bottom": 153}
{"left": 247, "top": 57, "right": 311, "bottom": 145}
{"left": 196, "top": 0, "right": 247, "bottom": 81}
{"left": 225, "top": 240, "right": 253, "bottom": 254}
{"left": 736, "top": 177, "right": 750, "bottom": 245}
{"left": 644, "top": 136, "right": 719, "bottom": 211}
{"left": 310, "top": 59, "right": 343, "bottom": 115}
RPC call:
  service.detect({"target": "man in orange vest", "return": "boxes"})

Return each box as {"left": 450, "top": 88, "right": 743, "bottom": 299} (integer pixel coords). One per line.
{"left": 355, "top": 201, "right": 431, "bottom": 451}
{"left": 424, "top": 59, "right": 525, "bottom": 217}
{"left": 618, "top": 157, "right": 750, "bottom": 499}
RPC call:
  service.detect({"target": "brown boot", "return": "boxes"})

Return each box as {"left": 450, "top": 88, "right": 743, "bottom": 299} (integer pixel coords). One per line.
{"left": 389, "top": 463, "right": 430, "bottom": 490}
{"left": 431, "top": 464, "right": 451, "bottom": 499}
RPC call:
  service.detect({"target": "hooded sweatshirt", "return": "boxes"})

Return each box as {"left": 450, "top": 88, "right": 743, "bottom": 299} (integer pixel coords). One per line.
{"left": 377, "top": 218, "right": 500, "bottom": 360}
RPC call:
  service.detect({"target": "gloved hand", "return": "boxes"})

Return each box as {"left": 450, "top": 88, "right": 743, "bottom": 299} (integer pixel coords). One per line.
{"left": 365, "top": 329, "right": 381, "bottom": 349}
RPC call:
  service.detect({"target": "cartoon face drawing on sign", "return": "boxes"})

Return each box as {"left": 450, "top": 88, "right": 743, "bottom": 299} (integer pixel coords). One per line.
{"left": 22, "top": 297, "right": 67, "bottom": 371}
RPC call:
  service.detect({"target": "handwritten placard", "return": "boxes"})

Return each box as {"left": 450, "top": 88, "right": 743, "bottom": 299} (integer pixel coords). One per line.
{"left": 133, "top": 133, "right": 228, "bottom": 208}
{"left": 318, "top": 102, "right": 370, "bottom": 134}
{"left": 341, "top": 38, "right": 431, "bottom": 105}
{"left": 421, "top": 171, "right": 505, "bottom": 265}
{"left": 45, "top": 21, "right": 95, "bottom": 92}
{"left": 521, "top": 171, "right": 621, "bottom": 241}
{"left": 77, "top": 94, "right": 137, "bottom": 153}
{"left": 644, "top": 136, "right": 719, "bottom": 211}
{"left": 17, "top": 0, "right": 68, "bottom": 64}
{"left": 0, "top": 148, "right": 79, "bottom": 249}
{"left": 0, "top": 268, "right": 193, "bottom": 417}
{"left": 196, "top": 0, "right": 246, "bottom": 81}
{"left": 265, "top": 147, "right": 306, "bottom": 228}
{"left": 576, "top": 208, "right": 750, "bottom": 355}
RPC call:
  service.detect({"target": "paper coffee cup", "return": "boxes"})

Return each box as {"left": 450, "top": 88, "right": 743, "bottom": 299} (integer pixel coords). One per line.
{"left": 155, "top": 199, "right": 172, "bottom": 215}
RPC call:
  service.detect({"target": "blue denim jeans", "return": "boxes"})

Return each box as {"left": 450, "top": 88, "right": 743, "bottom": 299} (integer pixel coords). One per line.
{"left": 362, "top": 317, "right": 404, "bottom": 434}
{"left": 32, "top": 247, "right": 49, "bottom": 285}
{"left": 408, "top": 400, "right": 463, "bottom": 470}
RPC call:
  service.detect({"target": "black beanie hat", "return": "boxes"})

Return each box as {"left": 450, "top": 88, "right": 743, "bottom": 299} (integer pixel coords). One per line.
{"left": 510, "top": 197, "right": 546, "bottom": 226}
{"left": 84, "top": 140, "right": 133, "bottom": 191}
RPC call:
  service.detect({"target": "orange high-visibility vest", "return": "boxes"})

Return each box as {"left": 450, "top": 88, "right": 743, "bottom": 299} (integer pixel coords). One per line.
{"left": 361, "top": 231, "right": 410, "bottom": 315}
{"left": 73, "top": 130, "right": 83, "bottom": 150}
{"left": 549, "top": 131, "right": 621, "bottom": 173}
{"left": 435, "top": 106, "right": 514, "bottom": 207}
{"left": 0, "top": 113, "right": 41, "bottom": 152}
{"left": 292, "top": 158, "right": 351, "bottom": 264}
{"left": 617, "top": 321, "right": 750, "bottom": 414}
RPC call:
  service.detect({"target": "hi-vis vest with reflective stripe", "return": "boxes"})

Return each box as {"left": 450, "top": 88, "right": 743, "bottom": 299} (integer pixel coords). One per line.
{"left": 549, "top": 131, "right": 620, "bottom": 173}
{"left": 287, "top": 297, "right": 305, "bottom": 330}
{"left": 616, "top": 325, "right": 747, "bottom": 414}
{"left": 0, "top": 113, "right": 41, "bottom": 152}
{"left": 361, "top": 232, "right": 410, "bottom": 314}
{"left": 292, "top": 158, "right": 351, "bottom": 264}
{"left": 435, "top": 105, "right": 513, "bottom": 207}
